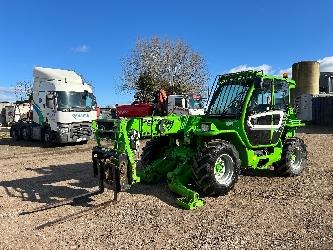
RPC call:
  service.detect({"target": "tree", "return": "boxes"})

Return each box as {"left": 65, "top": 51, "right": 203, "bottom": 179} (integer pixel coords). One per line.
{"left": 121, "top": 37, "right": 209, "bottom": 102}
{"left": 133, "top": 72, "right": 157, "bottom": 103}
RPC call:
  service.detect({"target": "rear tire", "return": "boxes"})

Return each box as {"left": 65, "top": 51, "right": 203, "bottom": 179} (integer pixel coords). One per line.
{"left": 11, "top": 127, "right": 21, "bottom": 141}
{"left": 140, "top": 137, "right": 169, "bottom": 167}
{"left": 193, "top": 140, "right": 240, "bottom": 196}
{"left": 274, "top": 137, "right": 307, "bottom": 176}
{"left": 42, "top": 129, "right": 54, "bottom": 147}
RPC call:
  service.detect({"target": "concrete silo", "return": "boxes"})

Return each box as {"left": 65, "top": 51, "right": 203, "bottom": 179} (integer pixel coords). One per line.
{"left": 291, "top": 61, "right": 320, "bottom": 104}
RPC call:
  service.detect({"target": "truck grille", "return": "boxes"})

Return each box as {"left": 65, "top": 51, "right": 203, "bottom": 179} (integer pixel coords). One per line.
{"left": 71, "top": 123, "right": 91, "bottom": 137}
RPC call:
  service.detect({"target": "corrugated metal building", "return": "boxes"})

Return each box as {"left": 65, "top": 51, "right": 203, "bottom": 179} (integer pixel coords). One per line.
{"left": 312, "top": 94, "right": 333, "bottom": 126}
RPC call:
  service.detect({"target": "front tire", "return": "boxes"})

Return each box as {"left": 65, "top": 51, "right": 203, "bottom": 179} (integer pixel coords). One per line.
{"left": 274, "top": 137, "right": 307, "bottom": 176}
{"left": 193, "top": 140, "right": 240, "bottom": 196}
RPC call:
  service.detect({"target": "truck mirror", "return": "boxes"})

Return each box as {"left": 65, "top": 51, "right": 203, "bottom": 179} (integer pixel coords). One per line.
{"left": 83, "top": 90, "right": 88, "bottom": 99}
{"left": 46, "top": 94, "right": 55, "bottom": 109}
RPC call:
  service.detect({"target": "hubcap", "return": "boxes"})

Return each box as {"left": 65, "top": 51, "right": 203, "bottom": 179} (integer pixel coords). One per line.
{"left": 290, "top": 147, "right": 303, "bottom": 170}
{"left": 214, "top": 154, "right": 234, "bottom": 186}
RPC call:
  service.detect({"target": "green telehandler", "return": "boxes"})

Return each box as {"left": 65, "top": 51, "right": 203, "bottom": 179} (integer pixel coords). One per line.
{"left": 91, "top": 70, "right": 307, "bottom": 210}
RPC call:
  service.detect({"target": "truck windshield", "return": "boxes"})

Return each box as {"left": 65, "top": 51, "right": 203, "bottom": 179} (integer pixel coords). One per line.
{"left": 208, "top": 83, "right": 249, "bottom": 117}
{"left": 56, "top": 91, "right": 96, "bottom": 111}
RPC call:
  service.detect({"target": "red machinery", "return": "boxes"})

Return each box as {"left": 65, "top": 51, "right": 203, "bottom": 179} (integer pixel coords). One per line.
{"left": 115, "top": 103, "right": 154, "bottom": 118}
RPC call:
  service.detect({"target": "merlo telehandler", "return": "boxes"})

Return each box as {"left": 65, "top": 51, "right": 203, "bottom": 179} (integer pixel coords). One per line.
{"left": 92, "top": 70, "right": 307, "bottom": 209}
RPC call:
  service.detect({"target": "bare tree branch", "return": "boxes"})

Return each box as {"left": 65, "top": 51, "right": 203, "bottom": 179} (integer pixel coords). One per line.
{"left": 120, "top": 37, "right": 209, "bottom": 102}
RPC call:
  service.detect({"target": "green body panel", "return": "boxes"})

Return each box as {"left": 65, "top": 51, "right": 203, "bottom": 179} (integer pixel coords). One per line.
{"left": 93, "top": 70, "right": 304, "bottom": 209}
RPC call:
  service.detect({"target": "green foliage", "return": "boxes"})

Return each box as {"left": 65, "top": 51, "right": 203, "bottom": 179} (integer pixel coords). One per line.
{"left": 133, "top": 72, "right": 156, "bottom": 103}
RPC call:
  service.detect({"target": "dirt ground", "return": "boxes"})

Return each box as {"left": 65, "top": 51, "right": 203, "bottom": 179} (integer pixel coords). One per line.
{"left": 0, "top": 126, "right": 332, "bottom": 250}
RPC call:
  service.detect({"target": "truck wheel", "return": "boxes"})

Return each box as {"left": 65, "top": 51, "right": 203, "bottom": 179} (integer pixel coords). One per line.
{"left": 274, "top": 137, "right": 307, "bottom": 176}
{"left": 21, "top": 127, "right": 30, "bottom": 140}
{"left": 193, "top": 140, "right": 240, "bottom": 196}
{"left": 140, "top": 137, "right": 169, "bottom": 167}
{"left": 11, "top": 127, "right": 21, "bottom": 141}
{"left": 42, "top": 129, "right": 54, "bottom": 147}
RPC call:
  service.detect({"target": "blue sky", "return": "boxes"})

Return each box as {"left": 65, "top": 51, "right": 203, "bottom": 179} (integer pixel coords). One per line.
{"left": 0, "top": 0, "right": 332, "bottom": 106}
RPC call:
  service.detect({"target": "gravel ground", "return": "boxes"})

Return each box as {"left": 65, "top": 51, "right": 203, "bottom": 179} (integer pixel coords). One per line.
{"left": 0, "top": 126, "right": 332, "bottom": 249}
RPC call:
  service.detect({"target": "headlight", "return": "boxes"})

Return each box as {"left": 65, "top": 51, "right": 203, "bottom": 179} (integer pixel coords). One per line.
{"left": 201, "top": 123, "right": 210, "bottom": 132}
{"left": 59, "top": 127, "right": 69, "bottom": 134}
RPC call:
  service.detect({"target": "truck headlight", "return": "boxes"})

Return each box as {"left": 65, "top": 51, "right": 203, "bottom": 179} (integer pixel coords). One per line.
{"left": 201, "top": 123, "right": 210, "bottom": 132}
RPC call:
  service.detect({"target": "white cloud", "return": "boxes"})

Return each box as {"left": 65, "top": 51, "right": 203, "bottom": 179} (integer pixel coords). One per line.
{"left": 277, "top": 56, "right": 333, "bottom": 76}
{"left": 318, "top": 56, "right": 333, "bottom": 72}
{"left": 0, "top": 86, "right": 15, "bottom": 94}
{"left": 73, "top": 44, "right": 89, "bottom": 53}
{"left": 228, "top": 64, "right": 272, "bottom": 74}
{"left": 228, "top": 56, "right": 333, "bottom": 78}
{"left": 0, "top": 86, "right": 16, "bottom": 102}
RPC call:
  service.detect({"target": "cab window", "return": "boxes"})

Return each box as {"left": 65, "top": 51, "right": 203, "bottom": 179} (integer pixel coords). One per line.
{"left": 273, "top": 80, "right": 289, "bottom": 110}
{"left": 248, "top": 80, "right": 272, "bottom": 113}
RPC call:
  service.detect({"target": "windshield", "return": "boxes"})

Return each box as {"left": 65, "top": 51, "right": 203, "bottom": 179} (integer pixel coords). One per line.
{"left": 187, "top": 95, "right": 204, "bottom": 109}
{"left": 56, "top": 91, "right": 96, "bottom": 111}
{"left": 208, "top": 83, "right": 249, "bottom": 117}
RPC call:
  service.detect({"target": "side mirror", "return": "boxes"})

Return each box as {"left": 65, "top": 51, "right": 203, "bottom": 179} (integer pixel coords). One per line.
{"left": 46, "top": 94, "right": 55, "bottom": 109}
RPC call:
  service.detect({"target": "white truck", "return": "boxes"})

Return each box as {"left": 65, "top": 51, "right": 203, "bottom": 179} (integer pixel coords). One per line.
{"left": 10, "top": 67, "right": 97, "bottom": 145}
{"left": 167, "top": 94, "right": 205, "bottom": 115}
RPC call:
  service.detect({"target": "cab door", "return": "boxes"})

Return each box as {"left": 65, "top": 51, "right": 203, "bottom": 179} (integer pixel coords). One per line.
{"left": 244, "top": 79, "right": 285, "bottom": 146}
{"left": 271, "top": 80, "right": 289, "bottom": 144}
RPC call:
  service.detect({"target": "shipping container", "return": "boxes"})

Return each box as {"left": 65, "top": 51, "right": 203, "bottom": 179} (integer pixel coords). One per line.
{"left": 312, "top": 95, "right": 333, "bottom": 126}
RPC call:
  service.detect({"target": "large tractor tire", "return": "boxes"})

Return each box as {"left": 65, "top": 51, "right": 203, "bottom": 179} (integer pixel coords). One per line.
{"left": 140, "top": 137, "right": 169, "bottom": 167}
{"left": 193, "top": 140, "right": 240, "bottom": 196}
{"left": 274, "top": 137, "right": 307, "bottom": 176}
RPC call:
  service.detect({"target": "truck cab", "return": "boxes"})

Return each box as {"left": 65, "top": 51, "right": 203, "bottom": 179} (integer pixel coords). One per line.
{"left": 11, "top": 67, "right": 97, "bottom": 144}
